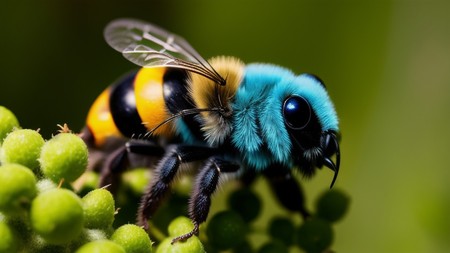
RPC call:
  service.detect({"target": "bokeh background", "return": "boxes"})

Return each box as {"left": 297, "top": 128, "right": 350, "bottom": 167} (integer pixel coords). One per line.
{"left": 1, "top": 1, "right": 450, "bottom": 252}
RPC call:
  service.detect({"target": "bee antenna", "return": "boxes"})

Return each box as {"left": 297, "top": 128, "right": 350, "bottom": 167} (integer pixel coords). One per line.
{"left": 142, "top": 107, "right": 221, "bottom": 139}
{"left": 198, "top": 58, "right": 226, "bottom": 86}
{"left": 214, "top": 83, "right": 223, "bottom": 108}
{"left": 182, "top": 53, "right": 225, "bottom": 86}
{"left": 214, "top": 72, "right": 230, "bottom": 109}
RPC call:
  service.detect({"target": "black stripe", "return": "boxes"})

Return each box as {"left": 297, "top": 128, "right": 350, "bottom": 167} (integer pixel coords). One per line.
{"left": 109, "top": 71, "right": 148, "bottom": 138}
{"left": 163, "top": 68, "right": 204, "bottom": 140}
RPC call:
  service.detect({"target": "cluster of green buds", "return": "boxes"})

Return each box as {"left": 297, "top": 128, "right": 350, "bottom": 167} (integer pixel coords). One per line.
{"left": 0, "top": 106, "right": 350, "bottom": 253}
{"left": 0, "top": 106, "right": 152, "bottom": 252}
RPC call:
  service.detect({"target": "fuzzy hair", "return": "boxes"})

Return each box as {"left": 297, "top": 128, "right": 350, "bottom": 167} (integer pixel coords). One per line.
{"left": 189, "top": 56, "right": 244, "bottom": 146}
{"left": 173, "top": 118, "right": 197, "bottom": 144}
{"left": 231, "top": 63, "right": 339, "bottom": 171}
{"left": 294, "top": 74, "right": 339, "bottom": 131}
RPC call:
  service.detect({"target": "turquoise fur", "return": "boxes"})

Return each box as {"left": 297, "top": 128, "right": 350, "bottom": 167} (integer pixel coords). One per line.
{"left": 174, "top": 118, "right": 197, "bottom": 145}
{"left": 231, "top": 64, "right": 339, "bottom": 171}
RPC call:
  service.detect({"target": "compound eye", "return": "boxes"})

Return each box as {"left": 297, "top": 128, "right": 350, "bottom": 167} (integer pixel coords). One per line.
{"left": 283, "top": 96, "right": 311, "bottom": 130}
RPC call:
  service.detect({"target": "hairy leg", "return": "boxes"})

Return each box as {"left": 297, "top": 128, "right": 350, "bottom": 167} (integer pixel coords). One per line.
{"left": 137, "top": 145, "right": 214, "bottom": 228}
{"left": 171, "top": 157, "right": 240, "bottom": 243}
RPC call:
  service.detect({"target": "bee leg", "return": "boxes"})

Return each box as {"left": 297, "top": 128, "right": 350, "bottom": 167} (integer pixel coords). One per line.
{"left": 98, "top": 145, "right": 127, "bottom": 191}
{"left": 99, "top": 140, "right": 164, "bottom": 192}
{"left": 264, "top": 166, "right": 310, "bottom": 219}
{"left": 137, "top": 145, "right": 215, "bottom": 229}
{"left": 171, "top": 157, "right": 240, "bottom": 243}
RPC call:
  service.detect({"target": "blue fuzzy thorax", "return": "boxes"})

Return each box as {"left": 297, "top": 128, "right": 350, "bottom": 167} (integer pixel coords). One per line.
{"left": 231, "top": 64, "right": 339, "bottom": 171}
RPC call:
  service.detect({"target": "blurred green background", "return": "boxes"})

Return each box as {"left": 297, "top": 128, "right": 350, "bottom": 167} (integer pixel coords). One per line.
{"left": 1, "top": 1, "right": 450, "bottom": 252}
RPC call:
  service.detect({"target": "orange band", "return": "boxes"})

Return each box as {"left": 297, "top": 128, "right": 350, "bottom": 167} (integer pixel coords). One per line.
{"left": 86, "top": 87, "right": 122, "bottom": 146}
{"left": 134, "top": 68, "right": 174, "bottom": 138}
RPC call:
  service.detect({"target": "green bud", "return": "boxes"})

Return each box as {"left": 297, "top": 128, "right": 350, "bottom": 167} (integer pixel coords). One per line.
{"left": 82, "top": 188, "right": 115, "bottom": 229}
{"left": 268, "top": 217, "right": 295, "bottom": 246}
{"left": 30, "top": 188, "right": 84, "bottom": 245}
{"left": 257, "top": 240, "right": 289, "bottom": 253}
{"left": 316, "top": 189, "right": 350, "bottom": 223}
{"left": 0, "top": 220, "right": 19, "bottom": 253}
{"left": 0, "top": 163, "right": 37, "bottom": 216}
{"left": 0, "top": 129, "right": 44, "bottom": 170}
{"left": 75, "top": 240, "right": 125, "bottom": 253}
{"left": 297, "top": 218, "right": 333, "bottom": 253}
{"left": 122, "top": 168, "right": 152, "bottom": 196}
{"left": 228, "top": 188, "right": 262, "bottom": 222}
{"left": 111, "top": 224, "right": 153, "bottom": 253}
{"left": 76, "top": 171, "right": 99, "bottom": 196}
{"left": 156, "top": 236, "right": 204, "bottom": 253}
{"left": 0, "top": 106, "right": 19, "bottom": 144}
{"left": 206, "top": 210, "right": 247, "bottom": 250}
{"left": 40, "top": 133, "right": 88, "bottom": 183}
{"left": 168, "top": 216, "right": 194, "bottom": 237}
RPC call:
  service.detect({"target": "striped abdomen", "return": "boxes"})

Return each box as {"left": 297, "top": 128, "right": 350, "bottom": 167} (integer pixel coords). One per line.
{"left": 85, "top": 67, "right": 201, "bottom": 146}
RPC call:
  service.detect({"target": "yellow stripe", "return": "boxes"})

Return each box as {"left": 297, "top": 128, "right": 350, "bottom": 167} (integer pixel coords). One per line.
{"left": 86, "top": 87, "right": 122, "bottom": 146}
{"left": 134, "top": 68, "right": 174, "bottom": 138}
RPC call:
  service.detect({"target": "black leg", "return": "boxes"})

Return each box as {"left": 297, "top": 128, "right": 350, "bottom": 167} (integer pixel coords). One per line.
{"left": 125, "top": 139, "right": 165, "bottom": 157}
{"left": 171, "top": 157, "right": 240, "bottom": 243}
{"left": 98, "top": 140, "right": 164, "bottom": 191}
{"left": 137, "top": 145, "right": 215, "bottom": 229}
{"left": 98, "top": 145, "right": 127, "bottom": 191}
{"left": 264, "top": 166, "right": 310, "bottom": 219}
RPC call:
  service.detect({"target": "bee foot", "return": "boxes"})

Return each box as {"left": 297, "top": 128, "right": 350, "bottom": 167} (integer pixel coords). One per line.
{"left": 171, "top": 223, "right": 199, "bottom": 244}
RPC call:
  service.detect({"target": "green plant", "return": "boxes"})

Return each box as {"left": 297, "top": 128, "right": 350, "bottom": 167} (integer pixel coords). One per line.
{"left": 0, "top": 106, "right": 350, "bottom": 253}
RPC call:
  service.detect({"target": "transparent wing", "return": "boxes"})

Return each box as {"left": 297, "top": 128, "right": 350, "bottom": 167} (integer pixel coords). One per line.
{"left": 104, "top": 18, "right": 225, "bottom": 85}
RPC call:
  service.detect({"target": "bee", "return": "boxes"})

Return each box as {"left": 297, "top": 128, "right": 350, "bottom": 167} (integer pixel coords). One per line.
{"left": 81, "top": 19, "right": 340, "bottom": 243}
